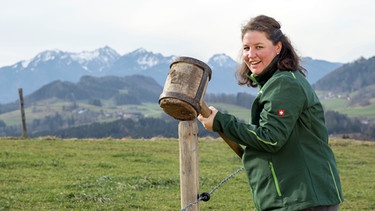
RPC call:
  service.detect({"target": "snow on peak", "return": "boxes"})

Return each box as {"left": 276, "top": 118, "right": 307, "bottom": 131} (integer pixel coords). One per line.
{"left": 10, "top": 47, "right": 121, "bottom": 73}
{"left": 137, "top": 54, "right": 159, "bottom": 69}
{"left": 124, "top": 48, "right": 163, "bottom": 69}
{"left": 70, "top": 47, "right": 120, "bottom": 65}
{"left": 71, "top": 50, "right": 100, "bottom": 62}
{"left": 25, "top": 49, "right": 65, "bottom": 68}
{"left": 212, "top": 54, "right": 230, "bottom": 64}
{"left": 133, "top": 48, "right": 147, "bottom": 54}
{"left": 99, "top": 46, "right": 119, "bottom": 56}
{"left": 35, "top": 50, "right": 63, "bottom": 62}
{"left": 21, "top": 60, "right": 31, "bottom": 68}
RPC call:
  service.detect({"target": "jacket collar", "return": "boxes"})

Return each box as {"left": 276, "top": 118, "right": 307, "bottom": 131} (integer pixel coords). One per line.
{"left": 247, "top": 55, "right": 280, "bottom": 90}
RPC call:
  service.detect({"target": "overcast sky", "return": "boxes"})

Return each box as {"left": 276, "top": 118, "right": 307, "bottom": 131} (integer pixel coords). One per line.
{"left": 1, "top": 0, "right": 374, "bottom": 67}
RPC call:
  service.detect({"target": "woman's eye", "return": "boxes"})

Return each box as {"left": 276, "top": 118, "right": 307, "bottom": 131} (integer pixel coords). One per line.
{"left": 243, "top": 47, "right": 249, "bottom": 51}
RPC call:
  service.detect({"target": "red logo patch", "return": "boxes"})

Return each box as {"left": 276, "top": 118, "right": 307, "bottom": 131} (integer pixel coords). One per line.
{"left": 278, "top": 109, "right": 285, "bottom": 116}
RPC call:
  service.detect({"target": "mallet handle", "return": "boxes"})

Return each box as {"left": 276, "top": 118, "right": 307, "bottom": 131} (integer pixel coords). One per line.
{"left": 201, "top": 102, "right": 244, "bottom": 158}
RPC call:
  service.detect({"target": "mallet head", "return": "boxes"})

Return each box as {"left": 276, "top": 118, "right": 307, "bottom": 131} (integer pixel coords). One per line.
{"left": 159, "top": 57, "right": 211, "bottom": 121}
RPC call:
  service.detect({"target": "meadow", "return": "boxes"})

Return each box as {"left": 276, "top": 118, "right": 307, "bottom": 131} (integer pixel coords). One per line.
{"left": 0, "top": 137, "right": 374, "bottom": 210}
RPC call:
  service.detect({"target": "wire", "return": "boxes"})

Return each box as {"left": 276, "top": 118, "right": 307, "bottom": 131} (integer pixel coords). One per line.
{"left": 181, "top": 167, "right": 245, "bottom": 211}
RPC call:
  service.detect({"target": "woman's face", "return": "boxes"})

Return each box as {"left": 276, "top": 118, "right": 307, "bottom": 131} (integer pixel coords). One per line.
{"left": 242, "top": 30, "right": 282, "bottom": 75}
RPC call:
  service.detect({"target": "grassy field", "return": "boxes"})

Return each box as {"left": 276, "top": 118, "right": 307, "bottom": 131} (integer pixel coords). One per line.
{"left": 0, "top": 100, "right": 165, "bottom": 126}
{"left": 0, "top": 137, "right": 374, "bottom": 210}
{"left": 320, "top": 98, "right": 375, "bottom": 119}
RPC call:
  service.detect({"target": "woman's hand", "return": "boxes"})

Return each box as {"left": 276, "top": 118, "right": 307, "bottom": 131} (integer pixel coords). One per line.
{"left": 197, "top": 106, "right": 218, "bottom": 132}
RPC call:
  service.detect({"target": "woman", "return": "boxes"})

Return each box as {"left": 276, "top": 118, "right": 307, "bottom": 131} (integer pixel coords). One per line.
{"left": 198, "top": 15, "right": 344, "bottom": 210}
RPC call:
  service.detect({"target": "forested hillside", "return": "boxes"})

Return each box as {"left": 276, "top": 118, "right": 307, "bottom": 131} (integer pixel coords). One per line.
{"left": 314, "top": 56, "right": 375, "bottom": 117}
{"left": 314, "top": 56, "right": 375, "bottom": 92}
{"left": 0, "top": 75, "right": 163, "bottom": 115}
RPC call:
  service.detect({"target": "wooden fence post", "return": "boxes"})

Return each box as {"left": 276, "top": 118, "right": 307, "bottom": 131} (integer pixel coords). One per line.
{"left": 18, "top": 88, "right": 28, "bottom": 139}
{"left": 179, "top": 120, "right": 199, "bottom": 210}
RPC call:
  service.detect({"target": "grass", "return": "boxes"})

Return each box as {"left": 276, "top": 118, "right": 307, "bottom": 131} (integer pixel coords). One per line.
{"left": 0, "top": 137, "right": 374, "bottom": 210}
{"left": 317, "top": 89, "right": 375, "bottom": 119}
{"left": 321, "top": 98, "right": 375, "bottom": 119}
{"left": 211, "top": 103, "right": 251, "bottom": 122}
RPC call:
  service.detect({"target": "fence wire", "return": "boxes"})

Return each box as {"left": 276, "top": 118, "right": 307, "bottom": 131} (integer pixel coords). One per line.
{"left": 181, "top": 166, "right": 245, "bottom": 211}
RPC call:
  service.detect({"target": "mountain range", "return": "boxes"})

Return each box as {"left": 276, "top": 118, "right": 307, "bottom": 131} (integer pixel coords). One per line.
{"left": 0, "top": 46, "right": 343, "bottom": 104}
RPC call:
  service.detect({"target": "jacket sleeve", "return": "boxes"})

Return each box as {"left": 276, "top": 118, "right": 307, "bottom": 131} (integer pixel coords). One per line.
{"left": 212, "top": 75, "right": 306, "bottom": 152}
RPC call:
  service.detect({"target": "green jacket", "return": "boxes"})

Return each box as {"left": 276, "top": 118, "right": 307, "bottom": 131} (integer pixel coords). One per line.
{"left": 212, "top": 68, "right": 344, "bottom": 210}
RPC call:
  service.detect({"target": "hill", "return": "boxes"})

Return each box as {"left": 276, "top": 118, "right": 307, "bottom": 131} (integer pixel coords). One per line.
{"left": 302, "top": 57, "right": 342, "bottom": 84}
{"left": 314, "top": 56, "right": 375, "bottom": 118}
{"left": 28, "top": 74, "right": 162, "bottom": 104}
{"left": 0, "top": 75, "right": 163, "bottom": 115}
{"left": 314, "top": 56, "right": 375, "bottom": 92}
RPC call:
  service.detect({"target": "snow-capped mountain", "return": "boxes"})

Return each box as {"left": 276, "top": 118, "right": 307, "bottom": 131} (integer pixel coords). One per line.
{"left": 0, "top": 46, "right": 120, "bottom": 103}
{"left": 121, "top": 48, "right": 173, "bottom": 70}
{"left": 0, "top": 47, "right": 342, "bottom": 104}
{"left": 109, "top": 48, "right": 174, "bottom": 86}
{"left": 70, "top": 46, "right": 120, "bottom": 73}
{"left": 11, "top": 46, "right": 120, "bottom": 74}
{"left": 208, "top": 53, "right": 237, "bottom": 68}
{"left": 206, "top": 54, "right": 250, "bottom": 94}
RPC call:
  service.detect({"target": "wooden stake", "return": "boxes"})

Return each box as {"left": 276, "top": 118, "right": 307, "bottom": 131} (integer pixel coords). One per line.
{"left": 18, "top": 88, "right": 28, "bottom": 139}
{"left": 179, "top": 120, "right": 199, "bottom": 210}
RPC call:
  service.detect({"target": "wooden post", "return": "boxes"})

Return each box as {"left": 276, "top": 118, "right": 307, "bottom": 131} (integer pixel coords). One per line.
{"left": 18, "top": 88, "right": 28, "bottom": 139}
{"left": 179, "top": 120, "right": 199, "bottom": 210}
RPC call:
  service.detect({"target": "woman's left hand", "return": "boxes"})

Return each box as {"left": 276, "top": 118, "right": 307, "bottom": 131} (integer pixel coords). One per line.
{"left": 197, "top": 106, "right": 218, "bottom": 132}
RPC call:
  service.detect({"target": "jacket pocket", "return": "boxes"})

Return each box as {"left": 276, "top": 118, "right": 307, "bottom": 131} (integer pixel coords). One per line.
{"left": 269, "top": 161, "right": 282, "bottom": 197}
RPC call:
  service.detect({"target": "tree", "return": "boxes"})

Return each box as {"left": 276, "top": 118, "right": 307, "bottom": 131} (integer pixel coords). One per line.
{"left": 88, "top": 98, "right": 102, "bottom": 107}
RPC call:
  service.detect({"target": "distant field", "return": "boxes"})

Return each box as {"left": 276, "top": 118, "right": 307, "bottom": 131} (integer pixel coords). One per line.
{"left": 321, "top": 98, "right": 375, "bottom": 119}
{"left": 0, "top": 137, "right": 374, "bottom": 210}
{"left": 0, "top": 101, "right": 164, "bottom": 126}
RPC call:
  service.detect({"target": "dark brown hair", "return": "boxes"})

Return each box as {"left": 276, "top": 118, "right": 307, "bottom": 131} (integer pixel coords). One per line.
{"left": 236, "top": 15, "right": 306, "bottom": 87}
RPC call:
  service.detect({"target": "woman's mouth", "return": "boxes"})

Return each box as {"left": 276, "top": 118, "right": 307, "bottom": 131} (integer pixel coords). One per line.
{"left": 249, "top": 60, "right": 261, "bottom": 68}
{"left": 250, "top": 61, "right": 261, "bottom": 65}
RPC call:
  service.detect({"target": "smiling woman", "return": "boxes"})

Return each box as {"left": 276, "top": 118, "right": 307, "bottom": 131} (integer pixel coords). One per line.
{"left": 198, "top": 15, "right": 344, "bottom": 211}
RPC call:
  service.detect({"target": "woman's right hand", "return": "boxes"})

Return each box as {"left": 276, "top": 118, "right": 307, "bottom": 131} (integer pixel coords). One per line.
{"left": 197, "top": 106, "right": 218, "bottom": 132}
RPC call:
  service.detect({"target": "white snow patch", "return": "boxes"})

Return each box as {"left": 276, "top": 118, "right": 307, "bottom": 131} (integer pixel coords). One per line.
{"left": 71, "top": 50, "right": 100, "bottom": 64}
{"left": 137, "top": 55, "right": 158, "bottom": 68}
{"left": 21, "top": 60, "right": 31, "bottom": 68}
{"left": 212, "top": 54, "right": 229, "bottom": 66}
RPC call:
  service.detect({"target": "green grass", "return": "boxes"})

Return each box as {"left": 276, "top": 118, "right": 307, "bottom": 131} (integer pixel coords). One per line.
{"left": 210, "top": 103, "right": 251, "bottom": 122}
{"left": 0, "top": 137, "right": 374, "bottom": 210}
{"left": 317, "top": 89, "right": 375, "bottom": 119}
{"left": 320, "top": 98, "right": 349, "bottom": 111}
{"left": 321, "top": 98, "right": 375, "bottom": 119}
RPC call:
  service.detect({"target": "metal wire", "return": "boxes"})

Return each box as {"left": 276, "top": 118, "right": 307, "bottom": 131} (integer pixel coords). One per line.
{"left": 180, "top": 166, "right": 245, "bottom": 211}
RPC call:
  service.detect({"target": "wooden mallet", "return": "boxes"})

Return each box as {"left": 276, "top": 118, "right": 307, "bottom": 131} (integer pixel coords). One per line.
{"left": 159, "top": 56, "right": 244, "bottom": 158}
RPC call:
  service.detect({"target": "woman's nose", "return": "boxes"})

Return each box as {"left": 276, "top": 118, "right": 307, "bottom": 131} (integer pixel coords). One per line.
{"left": 247, "top": 48, "right": 255, "bottom": 58}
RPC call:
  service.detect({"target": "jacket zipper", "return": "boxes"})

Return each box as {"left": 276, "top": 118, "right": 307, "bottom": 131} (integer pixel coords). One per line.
{"left": 269, "top": 161, "right": 282, "bottom": 197}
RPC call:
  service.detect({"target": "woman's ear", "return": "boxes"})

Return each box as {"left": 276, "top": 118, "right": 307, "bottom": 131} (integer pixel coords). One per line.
{"left": 276, "top": 41, "right": 282, "bottom": 54}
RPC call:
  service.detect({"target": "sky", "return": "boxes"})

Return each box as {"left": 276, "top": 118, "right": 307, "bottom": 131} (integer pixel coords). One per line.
{"left": 1, "top": 0, "right": 375, "bottom": 67}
